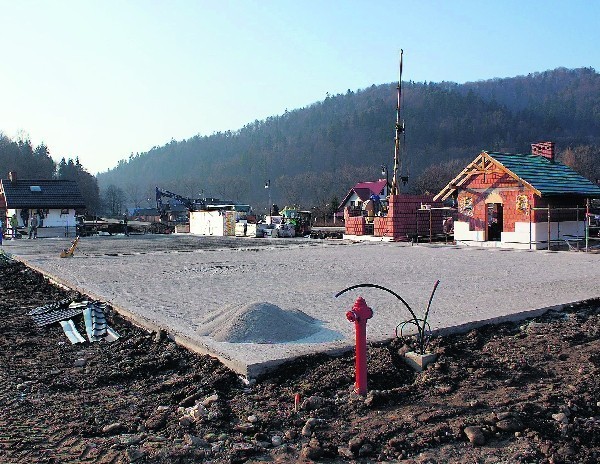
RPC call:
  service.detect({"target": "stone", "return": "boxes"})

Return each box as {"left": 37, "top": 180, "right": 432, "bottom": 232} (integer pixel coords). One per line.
{"left": 234, "top": 423, "right": 255, "bottom": 433}
{"left": 119, "top": 434, "right": 143, "bottom": 446}
{"left": 301, "top": 443, "right": 323, "bottom": 460}
{"left": 271, "top": 435, "right": 283, "bottom": 446}
{"left": 302, "top": 395, "right": 325, "bottom": 411}
{"left": 145, "top": 411, "right": 168, "bottom": 431}
{"left": 247, "top": 414, "right": 258, "bottom": 423}
{"left": 348, "top": 436, "right": 364, "bottom": 453}
{"left": 463, "top": 426, "right": 486, "bottom": 446}
{"left": 358, "top": 443, "right": 374, "bottom": 456}
{"left": 179, "top": 415, "right": 194, "bottom": 427}
{"left": 496, "top": 418, "right": 524, "bottom": 432}
{"left": 495, "top": 411, "right": 513, "bottom": 420}
{"left": 552, "top": 412, "right": 569, "bottom": 424}
{"left": 301, "top": 424, "right": 312, "bottom": 437}
{"left": 125, "top": 448, "right": 145, "bottom": 462}
{"left": 102, "top": 423, "right": 122, "bottom": 434}
{"left": 338, "top": 446, "right": 354, "bottom": 458}
{"left": 189, "top": 403, "right": 208, "bottom": 420}
{"left": 73, "top": 358, "right": 86, "bottom": 367}
{"left": 204, "top": 433, "right": 218, "bottom": 442}
{"left": 202, "top": 394, "right": 219, "bottom": 407}
{"left": 154, "top": 329, "right": 166, "bottom": 343}
{"left": 305, "top": 417, "right": 318, "bottom": 427}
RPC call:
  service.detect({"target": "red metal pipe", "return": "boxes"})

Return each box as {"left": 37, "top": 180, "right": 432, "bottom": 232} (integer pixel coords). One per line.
{"left": 346, "top": 297, "right": 373, "bottom": 396}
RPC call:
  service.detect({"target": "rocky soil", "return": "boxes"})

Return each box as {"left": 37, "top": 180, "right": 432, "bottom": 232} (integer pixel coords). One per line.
{"left": 0, "top": 253, "right": 599, "bottom": 463}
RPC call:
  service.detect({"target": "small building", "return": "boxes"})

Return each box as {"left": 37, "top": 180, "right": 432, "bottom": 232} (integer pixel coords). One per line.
{"left": 434, "top": 142, "right": 600, "bottom": 249}
{"left": 0, "top": 172, "right": 85, "bottom": 233}
{"left": 189, "top": 203, "right": 251, "bottom": 236}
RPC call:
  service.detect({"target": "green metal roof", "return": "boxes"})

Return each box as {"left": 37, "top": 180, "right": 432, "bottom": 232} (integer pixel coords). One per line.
{"left": 488, "top": 152, "right": 600, "bottom": 198}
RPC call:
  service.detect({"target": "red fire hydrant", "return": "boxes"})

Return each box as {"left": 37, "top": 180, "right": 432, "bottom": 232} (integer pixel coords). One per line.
{"left": 346, "top": 297, "right": 373, "bottom": 396}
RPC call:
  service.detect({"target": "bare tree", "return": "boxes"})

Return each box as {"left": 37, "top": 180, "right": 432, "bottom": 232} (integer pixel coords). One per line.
{"left": 102, "top": 184, "right": 126, "bottom": 217}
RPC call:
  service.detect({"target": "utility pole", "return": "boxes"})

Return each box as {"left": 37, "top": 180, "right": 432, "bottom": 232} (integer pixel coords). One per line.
{"left": 265, "top": 180, "right": 271, "bottom": 217}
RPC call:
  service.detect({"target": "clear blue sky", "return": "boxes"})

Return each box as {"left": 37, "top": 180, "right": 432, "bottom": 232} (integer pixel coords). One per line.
{"left": 1, "top": 0, "right": 598, "bottom": 174}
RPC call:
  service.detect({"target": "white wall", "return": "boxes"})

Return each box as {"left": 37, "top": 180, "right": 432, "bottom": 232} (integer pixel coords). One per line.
{"left": 7, "top": 208, "right": 77, "bottom": 228}
{"left": 343, "top": 192, "right": 362, "bottom": 209}
{"left": 454, "top": 221, "right": 485, "bottom": 242}
{"left": 190, "top": 211, "right": 225, "bottom": 236}
{"left": 190, "top": 210, "right": 237, "bottom": 236}
{"left": 455, "top": 220, "right": 586, "bottom": 249}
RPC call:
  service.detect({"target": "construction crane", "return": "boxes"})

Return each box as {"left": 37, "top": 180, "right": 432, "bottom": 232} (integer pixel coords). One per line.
{"left": 390, "top": 49, "right": 409, "bottom": 196}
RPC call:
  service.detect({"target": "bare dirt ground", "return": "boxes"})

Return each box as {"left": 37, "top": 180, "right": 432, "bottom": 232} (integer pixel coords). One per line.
{"left": 1, "top": 252, "right": 599, "bottom": 464}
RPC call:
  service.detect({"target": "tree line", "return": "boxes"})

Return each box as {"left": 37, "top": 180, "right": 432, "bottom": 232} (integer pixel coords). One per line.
{"left": 97, "top": 66, "right": 600, "bottom": 215}
{"left": 0, "top": 134, "right": 101, "bottom": 213}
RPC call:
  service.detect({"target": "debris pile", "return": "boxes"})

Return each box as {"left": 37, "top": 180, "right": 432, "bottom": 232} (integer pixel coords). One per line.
{"left": 28, "top": 298, "right": 120, "bottom": 344}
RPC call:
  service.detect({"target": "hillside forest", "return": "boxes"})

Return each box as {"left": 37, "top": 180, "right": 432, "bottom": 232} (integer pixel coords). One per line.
{"left": 2, "top": 67, "right": 600, "bottom": 217}
{"left": 0, "top": 135, "right": 100, "bottom": 212}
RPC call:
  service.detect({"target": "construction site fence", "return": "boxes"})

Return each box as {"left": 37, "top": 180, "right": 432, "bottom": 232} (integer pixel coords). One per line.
{"left": 529, "top": 204, "right": 600, "bottom": 252}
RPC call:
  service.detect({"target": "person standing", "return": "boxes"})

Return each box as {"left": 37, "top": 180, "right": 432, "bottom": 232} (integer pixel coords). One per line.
{"left": 10, "top": 213, "right": 18, "bottom": 239}
{"left": 29, "top": 215, "right": 38, "bottom": 239}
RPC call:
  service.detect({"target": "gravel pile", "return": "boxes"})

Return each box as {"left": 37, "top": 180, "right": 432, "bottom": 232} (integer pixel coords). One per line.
{"left": 198, "top": 302, "right": 319, "bottom": 343}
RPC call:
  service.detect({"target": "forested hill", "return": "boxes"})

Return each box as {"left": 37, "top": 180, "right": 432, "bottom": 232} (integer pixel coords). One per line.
{"left": 97, "top": 67, "right": 600, "bottom": 211}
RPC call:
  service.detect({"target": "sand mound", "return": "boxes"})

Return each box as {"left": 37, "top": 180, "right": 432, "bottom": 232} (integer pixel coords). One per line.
{"left": 199, "top": 302, "right": 320, "bottom": 343}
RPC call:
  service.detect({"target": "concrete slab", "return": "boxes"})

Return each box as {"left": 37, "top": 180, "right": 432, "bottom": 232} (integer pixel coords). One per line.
{"left": 3, "top": 234, "right": 599, "bottom": 377}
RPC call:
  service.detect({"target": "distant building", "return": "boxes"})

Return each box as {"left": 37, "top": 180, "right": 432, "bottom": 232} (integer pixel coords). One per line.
{"left": 338, "top": 178, "right": 445, "bottom": 240}
{"left": 0, "top": 171, "right": 85, "bottom": 231}
{"left": 434, "top": 142, "right": 600, "bottom": 249}
{"left": 338, "top": 179, "right": 389, "bottom": 219}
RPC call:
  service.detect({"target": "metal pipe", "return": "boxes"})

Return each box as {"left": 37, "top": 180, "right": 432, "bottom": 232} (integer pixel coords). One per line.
{"left": 586, "top": 198, "right": 590, "bottom": 252}
{"left": 529, "top": 203, "right": 532, "bottom": 250}
{"left": 547, "top": 204, "right": 551, "bottom": 251}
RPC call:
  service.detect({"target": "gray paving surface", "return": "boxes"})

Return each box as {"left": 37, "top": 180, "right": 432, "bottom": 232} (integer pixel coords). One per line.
{"left": 4, "top": 234, "right": 599, "bottom": 377}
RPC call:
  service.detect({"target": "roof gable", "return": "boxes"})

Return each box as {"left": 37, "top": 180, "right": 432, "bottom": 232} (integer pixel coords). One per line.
{"left": 0, "top": 179, "right": 86, "bottom": 209}
{"left": 338, "top": 179, "right": 389, "bottom": 210}
{"left": 354, "top": 179, "right": 387, "bottom": 195}
{"left": 435, "top": 151, "right": 600, "bottom": 201}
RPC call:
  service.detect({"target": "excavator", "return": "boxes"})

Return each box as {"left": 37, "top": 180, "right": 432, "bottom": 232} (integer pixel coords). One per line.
{"left": 155, "top": 187, "right": 205, "bottom": 224}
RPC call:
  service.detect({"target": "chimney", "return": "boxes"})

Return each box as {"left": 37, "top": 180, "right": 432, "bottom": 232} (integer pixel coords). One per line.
{"left": 531, "top": 142, "right": 555, "bottom": 161}
{"left": 8, "top": 171, "right": 17, "bottom": 183}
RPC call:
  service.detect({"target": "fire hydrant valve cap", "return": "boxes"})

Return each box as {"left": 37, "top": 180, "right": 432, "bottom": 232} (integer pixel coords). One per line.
{"left": 346, "top": 310, "right": 357, "bottom": 322}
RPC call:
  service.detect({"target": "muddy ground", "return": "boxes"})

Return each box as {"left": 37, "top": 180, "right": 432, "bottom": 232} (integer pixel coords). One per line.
{"left": 0, "top": 253, "right": 598, "bottom": 463}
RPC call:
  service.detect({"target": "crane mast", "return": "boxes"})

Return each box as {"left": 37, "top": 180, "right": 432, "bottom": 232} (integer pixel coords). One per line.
{"left": 390, "top": 49, "right": 406, "bottom": 196}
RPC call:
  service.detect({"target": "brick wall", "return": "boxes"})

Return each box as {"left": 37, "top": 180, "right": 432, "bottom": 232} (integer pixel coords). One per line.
{"left": 457, "top": 171, "right": 534, "bottom": 233}
{"left": 385, "top": 194, "right": 445, "bottom": 240}
{"left": 345, "top": 215, "right": 366, "bottom": 235}
{"left": 345, "top": 194, "right": 449, "bottom": 239}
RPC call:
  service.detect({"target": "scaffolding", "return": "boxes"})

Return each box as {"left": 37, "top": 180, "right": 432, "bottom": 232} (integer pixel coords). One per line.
{"left": 529, "top": 200, "right": 600, "bottom": 252}
{"left": 415, "top": 207, "right": 457, "bottom": 244}
{"left": 415, "top": 202, "right": 600, "bottom": 252}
